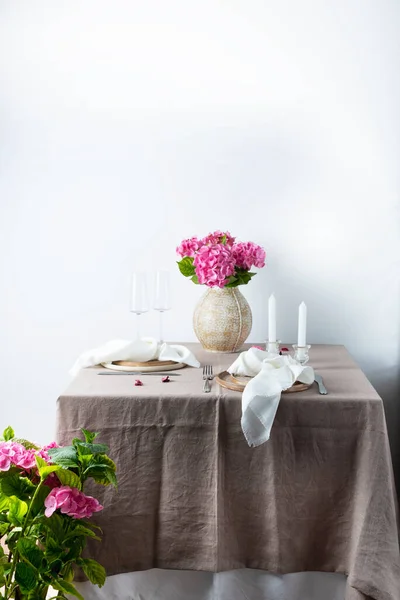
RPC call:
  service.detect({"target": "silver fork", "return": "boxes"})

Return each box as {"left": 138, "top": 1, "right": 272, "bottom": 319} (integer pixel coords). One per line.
{"left": 203, "top": 365, "right": 213, "bottom": 393}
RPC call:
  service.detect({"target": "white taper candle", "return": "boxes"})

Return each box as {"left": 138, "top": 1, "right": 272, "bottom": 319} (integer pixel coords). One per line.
{"left": 298, "top": 302, "right": 307, "bottom": 346}
{"left": 268, "top": 294, "right": 277, "bottom": 342}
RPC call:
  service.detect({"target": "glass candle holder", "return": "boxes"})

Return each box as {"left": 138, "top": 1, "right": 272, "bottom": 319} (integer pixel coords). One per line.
{"left": 292, "top": 344, "right": 311, "bottom": 365}
{"left": 265, "top": 340, "right": 280, "bottom": 356}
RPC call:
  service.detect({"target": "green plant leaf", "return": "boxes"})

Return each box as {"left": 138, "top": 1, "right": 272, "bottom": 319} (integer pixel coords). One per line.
{"left": 12, "top": 438, "right": 40, "bottom": 450}
{"left": 56, "top": 469, "right": 81, "bottom": 490}
{"left": 0, "top": 522, "right": 9, "bottom": 536}
{"left": 226, "top": 269, "right": 256, "bottom": 287}
{"left": 83, "top": 464, "right": 117, "bottom": 487}
{"left": 30, "top": 485, "right": 51, "bottom": 518}
{"left": 81, "top": 429, "right": 99, "bottom": 444}
{"left": 1, "top": 475, "right": 35, "bottom": 501}
{"left": 64, "top": 537, "right": 85, "bottom": 562}
{"left": 8, "top": 497, "right": 28, "bottom": 525}
{"left": 52, "top": 579, "right": 84, "bottom": 600}
{"left": 17, "top": 538, "right": 44, "bottom": 570}
{"left": 191, "top": 274, "right": 199, "bottom": 284}
{"left": 75, "top": 442, "right": 109, "bottom": 456}
{"left": 0, "top": 494, "right": 10, "bottom": 512}
{"left": 0, "top": 467, "right": 19, "bottom": 480}
{"left": 36, "top": 454, "right": 64, "bottom": 480}
{"left": 65, "top": 524, "right": 101, "bottom": 541}
{"left": 79, "top": 558, "right": 106, "bottom": 587}
{"left": 177, "top": 256, "right": 195, "bottom": 277}
{"left": 47, "top": 447, "right": 79, "bottom": 468}
{"left": 15, "top": 562, "right": 38, "bottom": 592}
{"left": 2, "top": 426, "right": 14, "bottom": 441}
{"left": 44, "top": 537, "right": 67, "bottom": 562}
{"left": 44, "top": 514, "right": 67, "bottom": 544}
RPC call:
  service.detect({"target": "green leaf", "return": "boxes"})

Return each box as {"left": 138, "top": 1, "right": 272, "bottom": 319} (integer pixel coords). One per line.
{"left": 15, "top": 562, "right": 38, "bottom": 592}
{"left": 47, "top": 447, "right": 79, "bottom": 468}
{"left": 0, "top": 494, "right": 10, "bottom": 512}
{"left": 44, "top": 513, "right": 66, "bottom": 543}
{"left": 52, "top": 579, "right": 84, "bottom": 600}
{"left": 191, "top": 274, "right": 199, "bottom": 284}
{"left": 56, "top": 469, "right": 81, "bottom": 490}
{"left": 5, "top": 527, "right": 22, "bottom": 550}
{"left": 36, "top": 455, "right": 64, "bottom": 480}
{"left": 1, "top": 475, "right": 35, "bottom": 501}
{"left": 17, "top": 538, "right": 44, "bottom": 570}
{"left": 0, "top": 467, "right": 19, "bottom": 480}
{"left": 76, "top": 442, "right": 109, "bottom": 456}
{"left": 225, "top": 269, "right": 256, "bottom": 287}
{"left": 79, "top": 558, "right": 106, "bottom": 587}
{"left": 81, "top": 429, "right": 99, "bottom": 444}
{"left": 12, "top": 438, "right": 39, "bottom": 450}
{"left": 44, "top": 537, "right": 67, "bottom": 562}
{"left": 62, "top": 562, "right": 74, "bottom": 582}
{"left": 8, "top": 497, "right": 28, "bottom": 525}
{"left": 0, "top": 522, "right": 9, "bottom": 536}
{"left": 30, "top": 485, "right": 51, "bottom": 518}
{"left": 84, "top": 465, "right": 116, "bottom": 487}
{"left": 2, "top": 426, "right": 14, "bottom": 441}
{"left": 65, "top": 524, "right": 101, "bottom": 541}
{"left": 177, "top": 256, "right": 195, "bottom": 277}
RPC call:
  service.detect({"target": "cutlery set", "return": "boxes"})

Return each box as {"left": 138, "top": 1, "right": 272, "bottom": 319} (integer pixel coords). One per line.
{"left": 98, "top": 368, "right": 327, "bottom": 394}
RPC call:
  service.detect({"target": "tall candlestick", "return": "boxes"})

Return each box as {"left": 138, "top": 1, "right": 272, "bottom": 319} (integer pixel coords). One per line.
{"left": 298, "top": 302, "right": 307, "bottom": 346}
{"left": 268, "top": 294, "right": 277, "bottom": 342}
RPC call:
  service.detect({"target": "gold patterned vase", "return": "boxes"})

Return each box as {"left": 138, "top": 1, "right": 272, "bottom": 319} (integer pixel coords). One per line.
{"left": 193, "top": 287, "right": 252, "bottom": 353}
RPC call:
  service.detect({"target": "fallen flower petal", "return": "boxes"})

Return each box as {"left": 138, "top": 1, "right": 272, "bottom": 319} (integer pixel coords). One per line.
{"left": 135, "top": 379, "right": 143, "bottom": 386}
{"left": 162, "top": 376, "right": 170, "bottom": 383}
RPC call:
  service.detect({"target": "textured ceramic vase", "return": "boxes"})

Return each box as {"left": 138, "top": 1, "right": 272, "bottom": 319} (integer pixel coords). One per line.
{"left": 193, "top": 287, "right": 252, "bottom": 352}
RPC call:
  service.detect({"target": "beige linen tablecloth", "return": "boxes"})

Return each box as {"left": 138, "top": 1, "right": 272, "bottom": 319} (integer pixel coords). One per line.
{"left": 56, "top": 344, "right": 400, "bottom": 600}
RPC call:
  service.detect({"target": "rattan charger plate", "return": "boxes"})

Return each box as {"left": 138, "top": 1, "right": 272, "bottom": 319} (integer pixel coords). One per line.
{"left": 101, "top": 359, "right": 185, "bottom": 372}
{"left": 216, "top": 371, "right": 312, "bottom": 393}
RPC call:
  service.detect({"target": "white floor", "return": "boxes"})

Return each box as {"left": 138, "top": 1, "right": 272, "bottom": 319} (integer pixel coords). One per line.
{"left": 74, "top": 569, "right": 347, "bottom": 600}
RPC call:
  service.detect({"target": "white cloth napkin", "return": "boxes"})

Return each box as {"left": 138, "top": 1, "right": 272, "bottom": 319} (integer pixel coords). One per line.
{"left": 70, "top": 338, "right": 200, "bottom": 377}
{"left": 228, "top": 347, "right": 314, "bottom": 447}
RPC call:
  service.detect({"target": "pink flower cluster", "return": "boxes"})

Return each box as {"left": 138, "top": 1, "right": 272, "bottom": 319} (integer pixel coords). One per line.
{"left": 37, "top": 441, "right": 59, "bottom": 463}
{"left": 0, "top": 441, "right": 37, "bottom": 471}
{"left": 176, "top": 236, "right": 202, "bottom": 258}
{"left": 232, "top": 241, "right": 266, "bottom": 270}
{"left": 44, "top": 486, "right": 103, "bottom": 520}
{"left": 176, "top": 230, "right": 266, "bottom": 288}
{"left": 0, "top": 440, "right": 59, "bottom": 472}
{"left": 202, "top": 230, "right": 236, "bottom": 247}
{"left": 194, "top": 244, "right": 236, "bottom": 288}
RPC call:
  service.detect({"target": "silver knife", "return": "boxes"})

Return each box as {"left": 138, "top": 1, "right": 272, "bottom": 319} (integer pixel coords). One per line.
{"left": 98, "top": 372, "right": 182, "bottom": 376}
{"left": 314, "top": 374, "right": 328, "bottom": 395}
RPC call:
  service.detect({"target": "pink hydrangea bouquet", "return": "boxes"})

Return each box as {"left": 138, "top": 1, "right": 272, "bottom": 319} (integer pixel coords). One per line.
{"left": 176, "top": 230, "right": 266, "bottom": 288}
{"left": 0, "top": 426, "right": 117, "bottom": 600}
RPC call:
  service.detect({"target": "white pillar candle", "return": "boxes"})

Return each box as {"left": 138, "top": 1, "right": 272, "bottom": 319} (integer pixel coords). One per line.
{"left": 268, "top": 294, "right": 277, "bottom": 342}
{"left": 298, "top": 302, "right": 307, "bottom": 346}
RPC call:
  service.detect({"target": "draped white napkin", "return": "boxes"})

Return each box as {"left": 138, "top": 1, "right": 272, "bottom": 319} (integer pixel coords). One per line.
{"left": 70, "top": 338, "right": 200, "bottom": 377}
{"left": 228, "top": 347, "right": 314, "bottom": 447}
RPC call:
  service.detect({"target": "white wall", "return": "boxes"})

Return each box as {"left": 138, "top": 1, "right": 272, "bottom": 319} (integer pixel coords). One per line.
{"left": 0, "top": 0, "right": 399, "bottom": 482}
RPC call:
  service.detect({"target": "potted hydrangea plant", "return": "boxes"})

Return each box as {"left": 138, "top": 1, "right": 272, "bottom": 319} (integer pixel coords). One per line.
{"left": 0, "top": 426, "right": 116, "bottom": 600}
{"left": 176, "top": 231, "right": 266, "bottom": 352}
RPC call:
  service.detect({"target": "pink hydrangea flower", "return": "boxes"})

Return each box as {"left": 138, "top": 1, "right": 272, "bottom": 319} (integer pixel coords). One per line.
{"left": 232, "top": 242, "right": 266, "bottom": 270}
{"left": 44, "top": 486, "right": 103, "bottom": 519}
{"left": 194, "top": 243, "right": 236, "bottom": 288}
{"left": 37, "top": 441, "right": 59, "bottom": 463}
{"left": 202, "top": 230, "right": 235, "bottom": 247}
{"left": 0, "top": 441, "right": 36, "bottom": 471}
{"left": 176, "top": 236, "right": 202, "bottom": 257}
